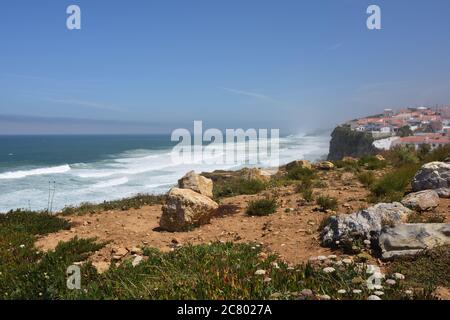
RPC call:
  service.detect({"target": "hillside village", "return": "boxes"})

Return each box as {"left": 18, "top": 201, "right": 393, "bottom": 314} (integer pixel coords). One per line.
{"left": 347, "top": 106, "right": 450, "bottom": 150}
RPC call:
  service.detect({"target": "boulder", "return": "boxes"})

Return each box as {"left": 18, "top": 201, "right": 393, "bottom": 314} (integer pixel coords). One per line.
{"left": 379, "top": 223, "right": 450, "bottom": 260}
{"left": 178, "top": 170, "right": 214, "bottom": 198}
{"left": 201, "top": 167, "right": 272, "bottom": 183}
{"left": 239, "top": 168, "right": 272, "bottom": 182}
{"left": 435, "top": 188, "right": 450, "bottom": 198}
{"left": 401, "top": 190, "right": 440, "bottom": 211}
{"left": 316, "top": 161, "right": 335, "bottom": 170}
{"left": 284, "top": 160, "right": 312, "bottom": 171}
{"left": 321, "top": 202, "right": 412, "bottom": 246}
{"left": 160, "top": 188, "right": 219, "bottom": 232}
{"left": 412, "top": 162, "right": 450, "bottom": 192}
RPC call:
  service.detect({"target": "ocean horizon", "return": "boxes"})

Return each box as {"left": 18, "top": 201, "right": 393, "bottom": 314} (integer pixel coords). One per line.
{"left": 0, "top": 133, "right": 331, "bottom": 213}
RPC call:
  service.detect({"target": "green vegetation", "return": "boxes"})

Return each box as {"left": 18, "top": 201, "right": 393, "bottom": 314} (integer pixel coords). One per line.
{"left": 358, "top": 156, "right": 386, "bottom": 170}
{"left": 384, "top": 146, "right": 419, "bottom": 167}
{"left": 398, "top": 125, "right": 413, "bottom": 137}
{"left": 389, "top": 246, "right": 450, "bottom": 291}
{"left": 60, "top": 194, "right": 166, "bottom": 216}
{"left": 245, "top": 199, "right": 278, "bottom": 216}
{"left": 0, "top": 210, "right": 101, "bottom": 299}
{"left": 213, "top": 178, "right": 268, "bottom": 199}
{"left": 286, "top": 167, "right": 315, "bottom": 182}
{"left": 369, "top": 164, "right": 419, "bottom": 202}
{"left": 357, "top": 171, "right": 376, "bottom": 187}
{"left": 318, "top": 215, "right": 333, "bottom": 232}
{"left": 0, "top": 209, "right": 444, "bottom": 300}
{"left": 368, "top": 145, "right": 450, "bottom": 202}
{"left": 316, "top": 195, "right": 338, "bottom": 211}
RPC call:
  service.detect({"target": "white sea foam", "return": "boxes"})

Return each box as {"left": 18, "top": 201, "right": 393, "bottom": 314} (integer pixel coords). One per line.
{"left": 0, "top": 164, "right": 71, "bottom": 180}
{"left": 0, "top": 133, "right": 330, "bottom": 212}
{"left": 90, "top": 177, "right": 129, "bottom": 189}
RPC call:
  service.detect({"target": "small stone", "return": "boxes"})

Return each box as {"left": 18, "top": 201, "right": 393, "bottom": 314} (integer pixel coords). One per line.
{"left": 112, "top": 246, "right": 128, "bottom": 257}
{"left": 393, "top": 273, "right": 405, "bottom": 280}
{"left": 323, "top": 267, "right": 335, "bottom": 273}
{"left": 327, "top": 255, "right": 337, "bottom": 260}
{"left": 130, "top": 247, "right": 142, "bottom": 255}
{"left": 92, "top": 261, "right": 110, "bottom": 274}
{"left": 300, "top": 289, "right": 314, "bottom": 297}
{"left": 363, "top": 240, "right": 371, "bottom": 245}
{"left": 404, "top": 290, "right": 413, "bottom": 296}
{"left": 374, "top": 291, "right": 384, "bottom": 296}
{"left": 263, "top": 277, "right": 272, "bottom": 283}
{"left": 269, "top": 292, "right": 282, "bottom": 299}
{"left": 271, "top": 262, "right": 280, "bottom": 269}
{"left": 112, "top": 255, "right": 123, "bottom": 261}
{"left": 352, "top": 289, "right": 362, "bottom": 294}
{"left": 132, "top": 255, "right": 143, "bottom": 267}
{"left": 317, "top": 255, "right": 328, "bottom": 261}
{"left": 19, "top": 244, "right": 25, "bottom": 248}
{"left": 385, "top": 279, "right": 396, "bottom": 286}
{"left": 337, "top": 289, "right": 346, "bottom": 294}
{"left": 318, "top": 294, "right": 331, "bottom": 300}
{"left": 255, "top": 269, "right": 266, "bottom": 276}
{"left": 342, "top": 258, "right": 353, "bottom": 265}
{"left": 367, "top": 295, "right": 382, "bottom": 300}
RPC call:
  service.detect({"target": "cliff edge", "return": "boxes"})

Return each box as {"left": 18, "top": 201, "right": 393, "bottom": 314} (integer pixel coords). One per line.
{"left": 327, "top": 125, "right": 379, "bottom": 160}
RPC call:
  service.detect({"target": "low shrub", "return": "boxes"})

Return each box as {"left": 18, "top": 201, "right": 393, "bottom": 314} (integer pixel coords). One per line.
{"left": 369, "top": 164, "right": 420, "bottom": 202}
{"left": 357, "top": 171, "right": 376, "bottom": 187}
{"left": 60, "top": 194, "right": 166, "bottom": 216}
{"left": 246, "top": 198, "right": 278, "bottom": 216}
{"left": 358, "top": 156, "right": 386, "bottom": 170}
{"left": 316, "top": 195, "right": 338, "bottom": 211}
{"left": 286, "top": 167, "right": 316, "bottom": 181}
{"left": 407, "top": 212, "right": 446, "bottom": 224}
{"left": 389, "top": 245, "right": 450, "bottom": 290}
{"left": 213, "top": 179, "right": 267, "bottom": 199}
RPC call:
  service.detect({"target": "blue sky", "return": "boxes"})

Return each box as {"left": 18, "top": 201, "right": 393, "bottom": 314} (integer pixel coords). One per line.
{"left": 1, "top": 0, "right": 450, "bottom": 134}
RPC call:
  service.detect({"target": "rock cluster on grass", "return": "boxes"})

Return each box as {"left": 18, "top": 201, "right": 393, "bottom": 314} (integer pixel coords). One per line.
{"left": 379, "top": 223, "right": 450, "bottom": 259}
{"left": 159, "top": 187, "right": 219, "bottom": 232}
{"left": 412, "top": 161, "right": 450, "bottom": 193}
{"left": 320, "top": 160, "right": 450, "bottom": 260}
{"left": 321, "top": 202, "right": 412, "bottom": 246}
{"left": 401, "top": 190, "right": 440, "bottom": 211}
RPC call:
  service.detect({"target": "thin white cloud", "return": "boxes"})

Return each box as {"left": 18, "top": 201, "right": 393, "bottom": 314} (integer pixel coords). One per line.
{"left": 328, "top": 42, "right": 343, "bottom": 51}
{"left": 45, "top": 98, "right": 124, "bottom": 112}
{"left": 221, "top": 87, "right": 274, "bottom": 101}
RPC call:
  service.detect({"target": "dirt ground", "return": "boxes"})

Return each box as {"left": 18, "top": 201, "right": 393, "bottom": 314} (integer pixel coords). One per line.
{"left": 35, "top": 170, "right": 450, "bottom": 272}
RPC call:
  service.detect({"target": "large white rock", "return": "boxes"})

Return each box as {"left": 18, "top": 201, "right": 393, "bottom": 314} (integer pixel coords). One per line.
{"left": 321, "top": 202, "right": 412, "bottom": 246}
{"left": 160, "top": 188, "right": 219, "bottom": 232}
{"left": 401, "top": 190, "right": 440, "bottom": 211}
{"left": 379, "top": 223, "right": 450, "bottom": 260}
{"left": 178, "top": 171, "right": 214, "bottom": 198}
{"left": 412, "top": 162, "right": 450, "bottom": 192}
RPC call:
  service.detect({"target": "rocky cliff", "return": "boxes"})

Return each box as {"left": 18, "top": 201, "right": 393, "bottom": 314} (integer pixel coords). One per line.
{"left": 327, "top": 125, "right": 379, "bottom": 160}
